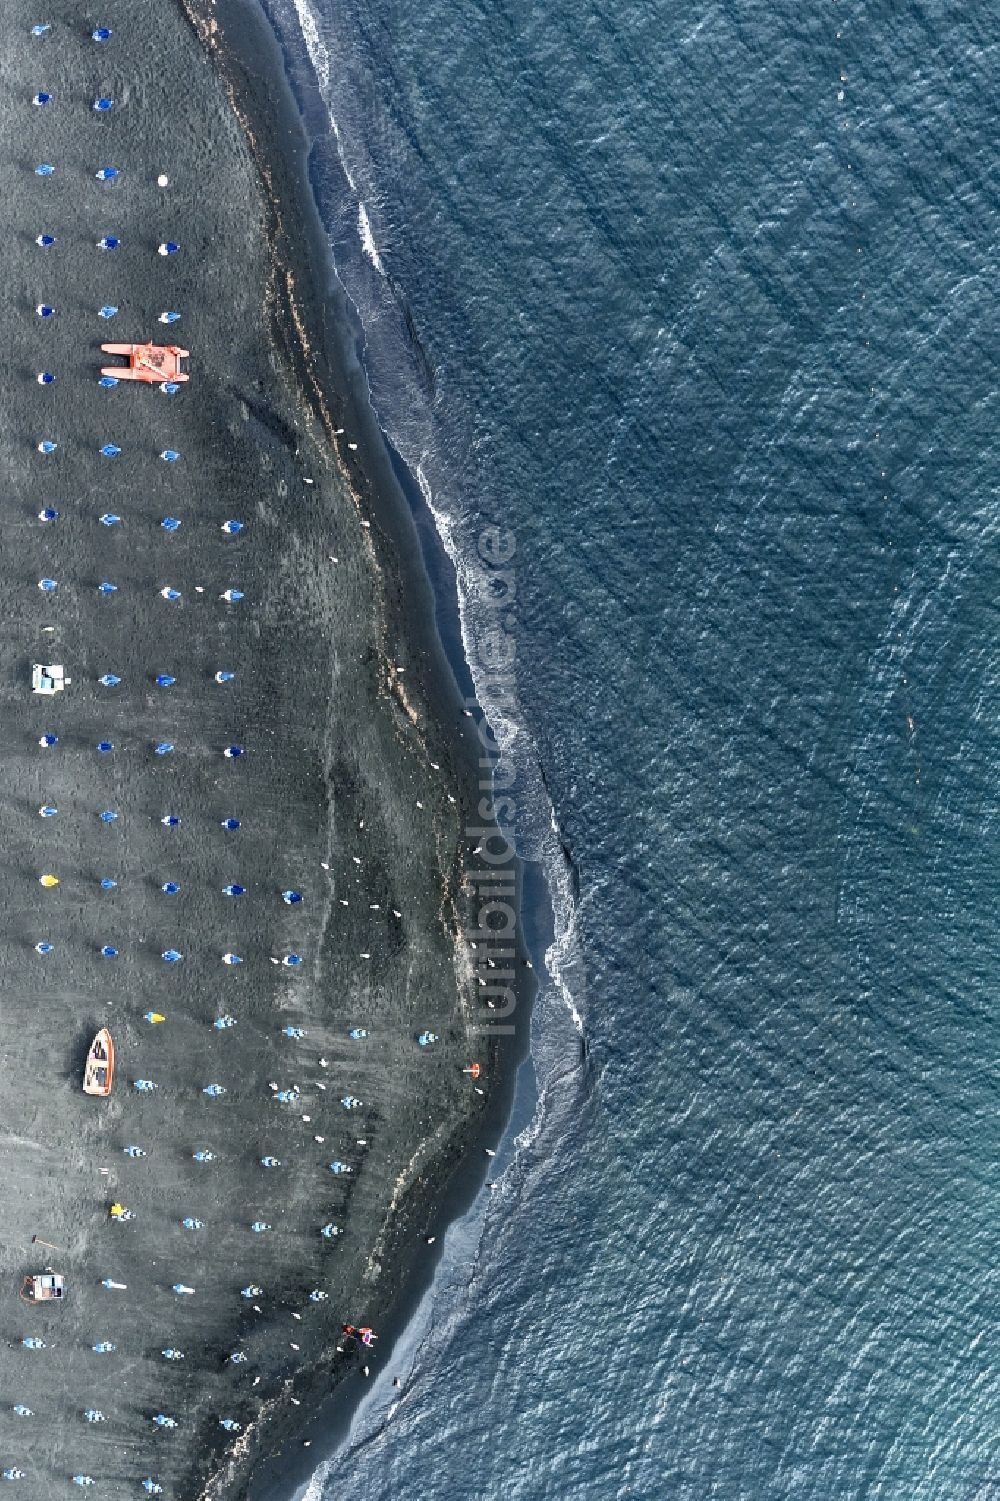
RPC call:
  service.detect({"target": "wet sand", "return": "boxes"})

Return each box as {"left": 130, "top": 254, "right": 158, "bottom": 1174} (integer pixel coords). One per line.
{"left": 0, "top": 4, "right": 520, "bottom": 1497}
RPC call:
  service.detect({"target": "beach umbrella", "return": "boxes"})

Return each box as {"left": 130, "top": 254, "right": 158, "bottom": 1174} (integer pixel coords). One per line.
{"left": 219, "top": 1419, "right": 241, "bottom": 1432}
{"left": 161, "top": 1349, "right": 184, "bottom": 1361}
{"left": 155, "top": 674, "right": 176, "bottom": 687}
{"left": 418, "top": 1031, "right": 438, "bottom": 1047}
{"left": 97, "top": 235, "right": 120, "bottom": 250}
{"left": 97, "top": 739, "right": 114, "bottom": 751}
{"left": 159, "top": 311, "right": 181, "bottom": 323}
{"left": 95, "top": 166, "right": 118, "bottom": 181}
{"left": 160, "top": 449, "right": 180, "bottom": 462}
{"left": 348, "top": 1029, "right": 368, "bottom": 1039}
{"left": 282, "top": 890, "right": 303, "bottom": 905}
{"left": 36, "top": 304, "right": 54, "bottom": 317}
{"left": 98, "top": 673, "right": 121, "bottom": 686}
{"left": 213, "top": 1017, "right": 238, "bottom": 1030}
{"left": 31, "top": 24, "right": 51, "bottom": 34}
{"left": 34, "top": 942, "right": 53, "bottom": 955}
{"left": 97, "top": 581, "right": 118, "bottom": 594}
{"left": 221, "top": 818, "right": 241, "bottom": 830}
{"left": 39, "top": 874, "right": 58, "bottom": 888}
{"left": 162, "top": 949, "right": 183, "bottom": 962}
{"left": 123, "top": 1146, "right": 145, "bottom": 1158}
{"left": 74, "top": 1479, "right": 97, "bottom": 1489}
{"left": 100, "top": 443, "right": 121, "bottom": 457}
{"left": 180, "top": 1219, "right": 203, "bottom": 1232}
{"left": 33, "top": 92, "right": 51, "bottom": 106}
{"left": 309, "top": 1290, "right": 329, "bottom": 1303}
{"left": 99, "top": 512, "right": 121, "bottom": 524}
{"left": 160, "top": 587, "right": 181, "bottom": 600}
{"left": 98, "top": 305, "right": 118, "bottom": 319}
{"left": 154, "top": 742, "right": 174, "bottom": 756}
{"left": 192, "top": 1151, "right": 214, "bottom": 1162}
{"left": 37, "top": 576, "right": 56, "bottom": 590}
{"left": 93, "top": 97, "right": 113, "bottom": 111}
{"left": 275, "top": 1089, "right": 298, "bottom": 1103}
{"left": 161, "top": 382, "right": 180, "bottom": 395}
{"left": 241, "top": 1286, "right": 263, "bottom": 1299}
{"left": 328, "top": 1161, "right": 351, "bottom": 1175}
{"left": 160, "top": 517, "right": 181, "bottom": 532}
{"left": 36, "top": 234, "right": 55, "bottom": 247}
{"left": 221, "top": 588, "right": 244, "bottom": 602}
{"left": 133, "top": 1080, "right": 155, "bottom": 1093}
{"left": 250, "top": 1222, "right": 271, "bottom": 1233}
{"left": 39, "top": 734, "right": 58, "bottom": 747}
{"left": 142, "top": 1483, "right": 164, "bottom": 1494}
{"left": 2, "top": 1472, "right": 25, "bottom": 1481}
{"left": 283, "top": 1027, "right": 305, "bottom": 1040}
{"left": 161, "top": 814, "right": 180, "bottom": 827}
{"left": 91, "top": 1342, "right": 115, "bottom": 1354}
{"left": 202, "top": 1083, "right": 225, "bottom": 1096}
{"left": 100, "top": 945, "right": 118, "bottom": 958}
{"left": 282, "top": 953, "right": 303, "bottom": 967}
{"left": 21, "top": 1338, "right": 45, "bottom": 1349}
{"left": 152, "top": 1416, "right": 177, "bottom": 1429}
{"left": 341, "top": 1095, "right": 362, "bottom": 1109}
{"left": 172, "top": 1285, "right": 195, "bottom": 1296}
{"left": 37, "top": 442, "right": 57, "bottom": 455}
{"left": 92, "top": 27, "right": 112, "bottom": 41}
{"left": 100, "top": 878, "right": 117, "bottom": 890}
{"left": 12, "top": 1407, "right": 31, "bottom": 1417}
{"left": 38, "top": 806, "right": 56, "bottom": 818}
{"left": 320, "top": 1224, "right": 340, "bottom": 1239}
{"left": 222, "top": 953, "right": 242, "bottom": 965}
{"left": 229, "top": 1351, "right": 248, "bottom": 1364}
{"left": 100, "top": 1280, "right": 126, "bottom": 1290}
{"left": 99, "top": 810, "right": 118, "bottom": 823}
{"left": 161, "top": 881, "right": 180, "bottom": 894}
{"left": 158, "top": 242, "right": 180, "bottom": 255}
{"left": 99, "top": 376, "right": 118, "bottom": 388}
{"left": 39, "top": 508, "right": 58, "bottom": 521}
{"left": 34, "top": 164, "right": 55, "bottom": 176}
{"left": 144, "top": 1012, "right": 166, "bottom": 1024}
{"left": 83, "top": 1411, "right": 106, "bottom": 1423}
{"left": 223, "top": 745, "right": 243, "bottom": 758}
{"left": 38, "top": 372, "right": 54, "bottom": 385}
{"left": 221, "top": 520, "right": 243, "bottom": 535}
{"left": 260, "top": 1156, "right": 280, "bottom": 1168}
{"left": 215, "top": 670, "right": 235, "bottom": 683}
{"left": 222, "top": 883, "right": 245, "bottom": 897}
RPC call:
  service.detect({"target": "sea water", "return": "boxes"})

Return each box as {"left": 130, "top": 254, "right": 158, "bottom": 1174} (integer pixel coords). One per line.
{"left": 260, "top": 0, "right": 999, "bottom": 1496}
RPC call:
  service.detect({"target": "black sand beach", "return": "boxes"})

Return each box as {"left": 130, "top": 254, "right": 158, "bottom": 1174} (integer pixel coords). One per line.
{"left": 0, "top": 3, "right": 525, "bottom": 1496}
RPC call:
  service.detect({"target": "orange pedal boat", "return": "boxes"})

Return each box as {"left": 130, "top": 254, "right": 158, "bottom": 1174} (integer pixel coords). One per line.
{"left": 100, "top": 342, "right": 189, "bottom": 384}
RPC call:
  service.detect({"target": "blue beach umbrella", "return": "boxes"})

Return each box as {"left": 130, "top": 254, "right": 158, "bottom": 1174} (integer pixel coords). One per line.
{"left": 192, "top": 1151, "right": 214, "bottom": 1162}
{"left": 223, "top": 745, "right": 243, "bottom": 759}
{"left": 39, "top": 508, "right": 58, "bottom": 522}
{"left": 38, "top": 577, "right": 57, "bottom": 591}
{"left": 219, "top": 1419, "right": 241, "bottom": 1432}
{"left": 213, "top": 1016, "right": 237, "bottom": 1029}
{"left": 320, "top": 1224, "right": 340, "bottom": 1238}
{"left": 203, "top": 1083, "right": 226, "bottom": 1096}
{"left": 37, "top": 372, "right": 54, "bottom": 385}
{"left": 161, "top": 1349, "right": 184, "bottom": 1361}
{"left": 99, "top": 945, "right": 118, "bottom": 958}
{"left": 161, "top": 814, "right": 180, "bottom": 826}
{"left": 160, "top": 449, "right": 180, "bottom": 462}
{"left": 98, "top": 305, "right": 118, "bottom": 319}
{"left": 95, "top": 166, "right": 118, "bottom": 181}
{"left": 96, "top": 740, "right": 114, "bottom": 752}
{"left": 97, "top": 235, "right": 120, "bottom": 250}
{"left": 36, "top": 304, "right": 54, "bottom": 317}
{"left": 98, "top": 673, "right": 120, "bottom": 686}
{"left": 172, "top": 1284, "right": 195, "bottom": 1296}
{"left": 31, "top": 24, "right": 51, "bottom": 35}
{"left": 92, "top": 27, "right": 112, "bottom": 41}
{"left": 155, "top": 674, "right": 176, "bottom": 687}
{"left": 282, "top": 953, "right": 303, "bottom": 967}
{"left": 158, "top": 241, "right": 180, "bottom": 255}
{"left": 275, "top": 1089, "right": 298, "bottom": 1103}
{"left": 260, "top": 1156, "right": 280, "bottom": 1168}
{"left": 181, "top": 1218, "right": 203, "bottom": 1231}
{"left": 36, "top": 234, "right": 55, "bottom": 247}
{"left": 12, "top": 1406, "right": 32, "bottom": 1417}
{"left": 221, "top": 520, "right": 243, "bottom": 535}
{"left": 34, "top": 163, "right": 55, "bottom": 176}
{"left": 161, "top": 948, "right": 182, "bottom": 962}
{"left": 222, "top": 952, "right": 242, "bottom": 965}
{"left": 93, "top": 97, "right": 113, "bottom": 112}
{"left": 99, "top": 513, "right": 121, "bottom": 526}
{"left": 282, "top": 890, "right": 303, "bottom": 905}
{"left": 38, "top": 806, "right": 57, "bottom": 818}
{"left": 160, "top": 587, "right": 181, "bottom": 600}
{"left": 100, "top": 878, "right": 117, "bottom": 889}
{"left": 222, "top": 883, "right": 245, "bottom": 897}
{"left": 99, "top": 810, "right": 118, "bottom": 822}
{"left": 221, "top": 588, "right": 243, "bottom": 602}
{"left": 36, "top": 441, "right": 57, "bottom": 454}
{"left": 154, "top": 742, "right": 174, "bottom": 756}
{"left": 39, "top": 734, "right": 57, "bottom": 747}
{"left": 161, "top": 881, "right": 180, "bottom": 895}
{"left": 161, "top": 382, "right": 180, "bottom": 395}
{"left": 240, "top": 1286, "right": 263, "bottom": 1297}
{"left": 143, "top": 1483, "right": 164, "bottom": 1495}
{"left": 159, "top": 311, "right": 181, "bottom": 323}
{"left": 98, "top": 376, "right": 118, "bottom": 388}
{"left": 97, "top": 581, "right": 117, "bottom": 594}
{"left": 250, "top": 1222, "right": 270, "bottom": 1233}
{"left": 152, "top": 1415, "right": 177, "bottom": 1430}
{"left": 133, "top": 1080, "right": 155, "bottom": 1093}
{"left": 33, "top": 92, "right": 51, "bottom": 106}
{"left": 221, "top": 818, "right": 241, "bottom": 830}
{"left": 215, "top": 671, "right": 235, "bottom": 683}
{"left": 160, "top": 517, "right": 181, "bottom": 532}
{"left": 34, "top": 942, "right": 53, "bottom": 955}
{"left": 100, "top": 443, "right": 120, "bottom": 457}
{"left": 283, "top": 1027, "right": 305, "bottom": 1040}
{"left": 123, "top": 1146, "right": 145, "bottom": 1158}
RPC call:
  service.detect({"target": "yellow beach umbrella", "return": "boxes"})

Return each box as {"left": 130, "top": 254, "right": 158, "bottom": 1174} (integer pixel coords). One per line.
{"left": 146, "top": 1013, "right": 166, "bottom": 1025}
{"left": 39, "top": 873, "right": 59, "bottom": 888}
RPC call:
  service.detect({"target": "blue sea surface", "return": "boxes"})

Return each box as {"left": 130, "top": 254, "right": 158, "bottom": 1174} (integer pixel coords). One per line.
{"left": 260, "top": 1, "right": 999, "bottom": 1496}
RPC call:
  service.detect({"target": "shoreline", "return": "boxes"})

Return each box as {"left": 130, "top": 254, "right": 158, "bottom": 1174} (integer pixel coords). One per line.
{"left": 178, "top": 0, "right": 538, "bottom": 1492}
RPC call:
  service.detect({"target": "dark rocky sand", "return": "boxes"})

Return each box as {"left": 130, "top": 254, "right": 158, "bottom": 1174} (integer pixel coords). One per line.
{"left": 0, "top": 4, "right": 517, "bottom": 1496}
